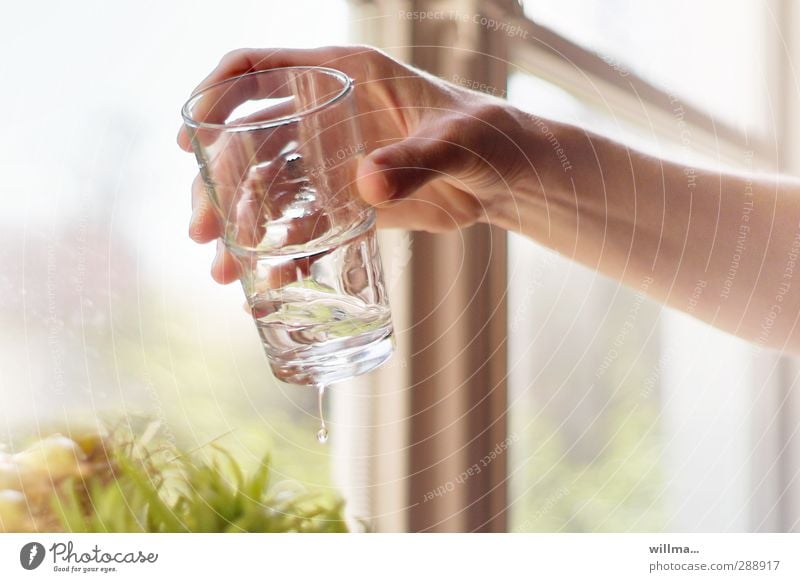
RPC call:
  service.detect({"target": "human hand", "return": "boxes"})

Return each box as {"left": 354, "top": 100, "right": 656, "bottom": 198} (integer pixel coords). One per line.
{"left": 178, "top": 45, "right": 533, "bottom": 283}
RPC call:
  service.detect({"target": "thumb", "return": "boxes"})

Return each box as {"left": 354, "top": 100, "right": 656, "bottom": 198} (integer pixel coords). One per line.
{"left": 356, "top": 130, "right": 466, "bottom": 205}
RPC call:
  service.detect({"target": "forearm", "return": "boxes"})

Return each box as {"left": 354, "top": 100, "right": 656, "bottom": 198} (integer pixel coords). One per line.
{"left": 493, "top": 114, "right": 800, "bottom": 352}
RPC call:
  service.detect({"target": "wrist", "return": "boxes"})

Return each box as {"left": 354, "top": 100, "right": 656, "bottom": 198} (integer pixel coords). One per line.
{"left": 483, "top": 108, "right": 580, "bottom": 232}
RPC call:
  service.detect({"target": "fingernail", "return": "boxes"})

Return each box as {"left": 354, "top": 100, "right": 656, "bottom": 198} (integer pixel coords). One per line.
{"left": 188, "top": 211, "right": 201, "bottom": 239}
{"left": 211, "top": 240, "right": 223, "bottom": 269}
{"left": 371, "top": 163, "right": 396, "bottom": 201}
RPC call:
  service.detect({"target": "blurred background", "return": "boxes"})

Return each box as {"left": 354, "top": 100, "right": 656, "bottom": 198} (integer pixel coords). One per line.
{"left": 0, "top": 0, "right": 351, "bottom": 497}
{"left": 2, "top": 0, "right": 800, "bottom": 532}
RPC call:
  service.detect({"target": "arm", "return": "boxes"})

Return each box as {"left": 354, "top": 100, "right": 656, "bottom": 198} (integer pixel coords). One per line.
{"left": 495, "top": 116, "right": 800, "bottom": 352}
{"left": 180, "top": 46, "right": 800, "bottom": 352}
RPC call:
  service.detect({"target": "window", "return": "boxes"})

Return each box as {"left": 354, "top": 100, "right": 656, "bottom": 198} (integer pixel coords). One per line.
{"left": 4, "top": 0, "right": 799, "bottom": 534}
{"left": 0, "top": 0, "right": 351, "bottom": 494}
{"left": 522, "top": 0, "right": 768, "bottom": 136}
{"left": 505, "top": 73, "right": 757, "bottom": 531}
{"left": 504, "top": 0, "right": 799, "bottom": 532}
{"left": 349, "top": 0, "right": 800, "bottom": 532}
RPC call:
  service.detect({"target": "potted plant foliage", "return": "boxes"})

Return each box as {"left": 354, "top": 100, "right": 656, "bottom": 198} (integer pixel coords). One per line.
{"left": 0, "top": 422, "right": 348, "bottom": 533}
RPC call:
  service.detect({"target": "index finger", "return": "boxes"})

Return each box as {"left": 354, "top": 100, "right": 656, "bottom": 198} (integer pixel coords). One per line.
{"left": 177, "top": 46, "right": 364, "bottom": 151}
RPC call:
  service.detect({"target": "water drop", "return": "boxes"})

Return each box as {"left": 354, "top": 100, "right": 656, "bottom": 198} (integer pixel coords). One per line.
{"left": 316, "top": 384, "right": 328, "bottom": 444}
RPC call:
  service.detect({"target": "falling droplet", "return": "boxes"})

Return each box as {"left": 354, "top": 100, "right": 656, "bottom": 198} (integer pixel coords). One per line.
{"left": 316, "top": 384, "right": 328, "bottom": 444}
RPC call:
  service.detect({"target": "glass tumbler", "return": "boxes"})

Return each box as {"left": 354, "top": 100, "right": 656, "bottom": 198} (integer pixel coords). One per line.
{"left": 181, "top": 67, "right": 393, "bottom": 386}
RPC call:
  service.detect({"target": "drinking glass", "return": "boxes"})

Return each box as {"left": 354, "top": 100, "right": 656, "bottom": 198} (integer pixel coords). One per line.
{"left": 181, "top": 67, "right": 394, "bottom": 386}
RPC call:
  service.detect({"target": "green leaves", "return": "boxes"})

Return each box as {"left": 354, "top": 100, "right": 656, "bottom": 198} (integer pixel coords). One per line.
{"left": 0, "top": 423, "right": 348, "bottom": 533}
{"left": 1, "top": 426, "right": 350, "bottom": 533}
{"left": 35, "top": 431, "right": 350, "bottom": 534}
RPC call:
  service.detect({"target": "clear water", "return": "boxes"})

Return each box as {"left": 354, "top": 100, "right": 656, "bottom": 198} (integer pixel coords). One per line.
{"left": 240, "top": 218, "right": 394, "bottom": 387}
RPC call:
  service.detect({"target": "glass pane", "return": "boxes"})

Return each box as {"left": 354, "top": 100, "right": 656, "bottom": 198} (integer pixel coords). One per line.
{"left": 0, "top": 0, "right": 349, "bottom": 492}
{"left": 523, "top": 0, "right": 769, "bottom": 136}
{"left": 507, "top": 73, "right": 755, "bottom": 532}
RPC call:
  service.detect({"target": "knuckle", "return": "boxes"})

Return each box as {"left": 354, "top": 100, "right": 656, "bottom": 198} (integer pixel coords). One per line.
{"left": 347, "top": 44, "right": 393, "bottom": 72}
{"left": 219, "top": 48, "right": 248, "bottom": 67}
{"left": 218, "top": 47, "right": 266, "bottom": 72}
{"left": 471, "top": 101, "right": 511, "bottom": 129}
{"left": 347, "top": 44, "right": 381, "bottom": 60}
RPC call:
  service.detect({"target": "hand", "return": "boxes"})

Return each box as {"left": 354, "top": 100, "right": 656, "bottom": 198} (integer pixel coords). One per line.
{"left": 178, "top": 45, "right": 533, "bottom": 283}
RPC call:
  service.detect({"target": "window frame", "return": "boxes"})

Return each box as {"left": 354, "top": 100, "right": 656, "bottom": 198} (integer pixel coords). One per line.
{"left": 347, "top": 0, "right": 799, "bottom": 532}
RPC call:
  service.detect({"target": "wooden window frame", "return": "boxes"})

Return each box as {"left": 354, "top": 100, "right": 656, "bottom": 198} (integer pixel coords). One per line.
{"left": 346, "top": 0, "right": 800, "bottom": 532}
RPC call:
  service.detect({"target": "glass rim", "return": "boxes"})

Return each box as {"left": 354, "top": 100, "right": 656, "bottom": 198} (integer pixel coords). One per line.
{"left": 180, "top": 65, "right": 354, "bottom": 132}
